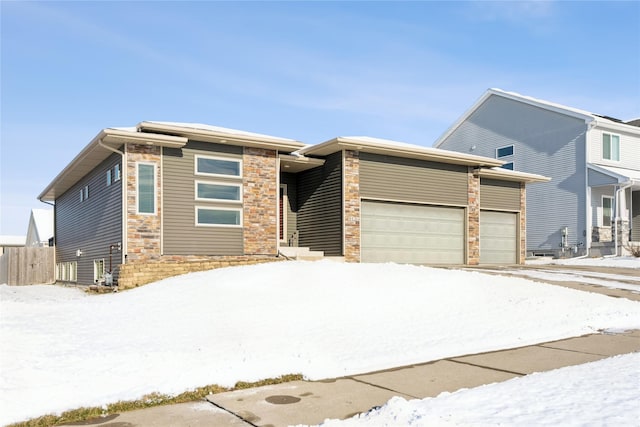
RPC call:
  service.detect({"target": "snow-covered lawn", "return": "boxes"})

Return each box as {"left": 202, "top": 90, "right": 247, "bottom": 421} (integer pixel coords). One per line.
{"left": 1, "top": 261, "right": 640, "bottom": 426}
{"left": 526, "top": 255, "right": 640, "bottom": 269}
{"left": 316, "top": 352, "right": 640, "bottom": 426}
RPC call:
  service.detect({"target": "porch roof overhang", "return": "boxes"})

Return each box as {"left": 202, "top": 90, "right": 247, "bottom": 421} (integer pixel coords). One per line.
{"left": 299, "top": 136, "right": 504, "bottom": 167}
{"left": 588, "top": 164, "right": 640, "bottom": 190}
{"left": 38, "top": 128, "right": 188, "bottom": 202}
{"left": 279, "top": 154, "right": 325, "bottom": 173}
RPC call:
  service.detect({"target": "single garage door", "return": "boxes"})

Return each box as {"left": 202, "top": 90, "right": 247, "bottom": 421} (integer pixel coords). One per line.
{"left": 361, "top": 200, "right": 465, "bottom": 264}
{"left": 480, "top": 211, "right": 518, "bottom": 264}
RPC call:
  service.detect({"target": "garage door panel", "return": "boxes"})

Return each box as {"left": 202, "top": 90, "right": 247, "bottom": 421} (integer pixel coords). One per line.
{"left": 361, "top": 201, "right": 464, "bottom": 264}
{"left": 480, "top": 211, "right": 517, "bottom": 264}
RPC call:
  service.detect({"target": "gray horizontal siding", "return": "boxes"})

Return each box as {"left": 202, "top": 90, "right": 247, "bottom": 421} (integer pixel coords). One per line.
{"left": 359, "top": 153, "right": 468, "bottom": 206}
{"left": 480, "top": 178, "right": 521, "bottom": 211}
{"left": 439, "top": 94, "right": 587, "bottom": 252}
{"left": 162, "top": 141, "right": 243, "bottom": 255}
{"left": 55, "top": 152, "right": 123, "bottom": 285}
{"left": 296, "top": 152, "right": 342, "bottom": 255}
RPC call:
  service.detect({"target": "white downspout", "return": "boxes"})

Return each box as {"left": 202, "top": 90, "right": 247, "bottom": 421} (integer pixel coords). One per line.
{"left": 98, "top": 140, "right": 127, "bottom": 263}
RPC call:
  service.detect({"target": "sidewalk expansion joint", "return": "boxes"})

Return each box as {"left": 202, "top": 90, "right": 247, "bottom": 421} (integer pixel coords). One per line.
{"left": 347, "top": 377, "right": 421, "bottom": 400}
{"left": 537, "top": 344, "right": 610, "bottom": 357}
{"left": 206, "top": 400, "right": 259, "bottom": 427}
{"left": 446, "top": 358, "right": 526, "bottom": 376}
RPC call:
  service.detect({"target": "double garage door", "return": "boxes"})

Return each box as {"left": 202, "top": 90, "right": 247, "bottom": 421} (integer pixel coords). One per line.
{"left": 361, "top": 201, "right": 465, "bottom": 264}
{"left": 361, "top": 200, "right": 518, "bottom": 265}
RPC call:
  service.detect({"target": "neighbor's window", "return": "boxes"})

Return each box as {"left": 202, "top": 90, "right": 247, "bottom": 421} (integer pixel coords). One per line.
{"left": 196, "top": 207, "right": 242, "bottom": 227}
{"left": 496, "top": 145, "right": 514, "bottom": 158}
{"left": 106, "top": 169, "right": 112, "bottom": 186}
{"left": 501, "top": 162, "right": 514, "bottom": 170}
{"left": 93, "top": 259, "right": 105, "bottom": 282}
{"left": 114, "top": 164, "right": 121, "bottom": 181}
{"left": 602, "top": 133, "right": 620, "bottom": 161}
{"left": 80, "top": 185, "right": 89, "bottom": 202}
{"left": 137, "top": 163, "right": 156, "bottom": 214}
{"left": 196, "top": 181, "right": 241, "bottom": 202}
{"left": 195, "top": 155, "right": 241, "bottom": 177}
{"left": 602, "top": 196, "right": 613, "bottom": 227}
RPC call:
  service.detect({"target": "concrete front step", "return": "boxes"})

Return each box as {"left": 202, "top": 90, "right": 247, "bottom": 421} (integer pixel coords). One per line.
{"left": 279, "top": 246, "right": 324, "bottom": 260}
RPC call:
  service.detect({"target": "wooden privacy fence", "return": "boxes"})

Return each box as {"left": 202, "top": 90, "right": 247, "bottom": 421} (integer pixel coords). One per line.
{"left": 0, "top": 247, "right": 55, "bottom": 285}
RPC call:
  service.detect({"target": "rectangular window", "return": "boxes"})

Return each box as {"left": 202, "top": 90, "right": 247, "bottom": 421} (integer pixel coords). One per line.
{"left": 602, "top": 196, "right": 613, "bottom": 227}
{"left": 496, "top": 145, "right": 514, "bottom": 158}
{"left": 196, "top": 181, "right": 241, "bottom": 202}
{"left": 501, "top": 162, "right": 514, "bottom": 170}
{"left": 56, "top": 262, "right": 77, "bottom": 282}
{"left": 137, "top": 163, "right": 156, "bottom": 214}
{"left": 80, "top": 185, "right": 89, "bottom": 201}
{"left": 114, "top": 164, "right": 121, "bottom": 181}
{"left": 602, "top": 133, "right": 620, "bottom": 161}
{"left": 195, "top": 155, "right": 241, "bottom": 177}
{"left": 106, "top": 169, "right": 112, "bottom": 186}
{"left": 196, "top": 207, "right": 242, "bottom": 227}
{"left": 94, "top": 259, "right": 105, "bottom": 282}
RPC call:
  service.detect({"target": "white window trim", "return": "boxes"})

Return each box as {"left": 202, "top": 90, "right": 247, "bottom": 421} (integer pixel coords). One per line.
{"left": 602, "top": 132, "right": 620, "bottom": 162}
{"left": 601, "top": 195, "right": 613, "bottom": 227}
{"left": 194, "top": 180, "right": 242, "bottom": 203}
{"left": 495, "top": 144, "right": 514, "bottom": 159}
{"left": 194, "top": 154, "right": 243, "bottom": 178}
{"left": 136, "top": 162, "right": 157, "bottom": 215}
{"left": 114, "top": 163, "right": 121, "bottom": 182}
{"left": 195, "top": 205, "right": 243, "bottom": 228}
{"left": 93, "top": 259, "right": 105, "bottom": 282}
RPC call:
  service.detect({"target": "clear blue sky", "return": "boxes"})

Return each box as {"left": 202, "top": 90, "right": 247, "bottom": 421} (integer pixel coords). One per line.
{"left": 1, "top": 1, "right": 639, "bottom": 236}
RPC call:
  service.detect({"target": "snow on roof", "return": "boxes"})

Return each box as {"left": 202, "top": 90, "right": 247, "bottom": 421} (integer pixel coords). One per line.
{"left": 143, "top": 121, "right": 301, "bottom": 143}
{"left": 0, "top": 235, "right": 26, "bottom": 246}
{"left": 339, "top": 136, "right": 428, "bottom": 150}
{"left": 31, "top": 209, "right": 54, "bottom": 240}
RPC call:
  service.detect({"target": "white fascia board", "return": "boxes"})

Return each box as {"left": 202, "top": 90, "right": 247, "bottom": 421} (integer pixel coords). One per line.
{"left": 478, "top": 167, "right": 550, "bottom": 183}
{"left": 301, "top": 136, "right": 504, "bottom": 167}
{"left": 137, "top": 121, "right": 306, "bottom": 152}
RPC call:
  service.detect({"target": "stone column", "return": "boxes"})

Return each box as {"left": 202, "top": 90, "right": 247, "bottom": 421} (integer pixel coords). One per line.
{"left": 519, "top": 183, "right": 527, "bottom": 264}
{"left": 243, "top": 147, "right": 277, "bottom": 255}
{"left": 467, "top": 168, "right": 480, "bottom": 265}
{"left": 126, "top": 144, "right": 162, "bottom": 262}
{"left": 343, "top": 150, "right": 361, "bottom": 262}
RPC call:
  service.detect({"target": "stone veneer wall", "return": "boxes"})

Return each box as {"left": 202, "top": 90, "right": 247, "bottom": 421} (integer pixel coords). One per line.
{"left": 467, "top": 168, "right": 480, "bottom": 265}
{"left": 243, "top": 147, "right": 278, "bottom": 255}
{"left": 118, "top": 256, "right": 284, "bottom": 289}
{"left": 519, "top": 183, "right": 527, "bottom": 264}
{"left": 343, "top": 150, "right": 361, "bottom": 262}
{"left": 126, "top": 144, "right": 162, "bottom": 263}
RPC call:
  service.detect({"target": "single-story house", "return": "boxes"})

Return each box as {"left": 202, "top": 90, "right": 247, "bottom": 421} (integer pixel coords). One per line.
{"left": 38, "top": 121, "right": 547, "bottom": 288}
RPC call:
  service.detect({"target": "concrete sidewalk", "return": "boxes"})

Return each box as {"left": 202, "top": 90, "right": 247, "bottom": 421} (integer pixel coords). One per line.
{"left": 79, "top": 328, "right": 640, "bottom": 427}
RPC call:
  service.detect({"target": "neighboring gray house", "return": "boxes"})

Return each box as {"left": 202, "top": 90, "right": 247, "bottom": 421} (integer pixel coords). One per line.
{"left": 435, "top": 89, "right": 640, "bottom": 257}
{"left": 25, "top": 208, "right": 54, "bottom": 247}
{"left": 39, "top": 121, "right": 546, "bottom": 288}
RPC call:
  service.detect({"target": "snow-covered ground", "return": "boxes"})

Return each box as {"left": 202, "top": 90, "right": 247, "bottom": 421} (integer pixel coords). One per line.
{"left": 316, "top": 353, "right": 640, "bottom": 426}
{"left": 526, "top": 255, "right": 640, "bottom": 269}
{"left": 1, "top": 261, "right": 640, "bottom": 426}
